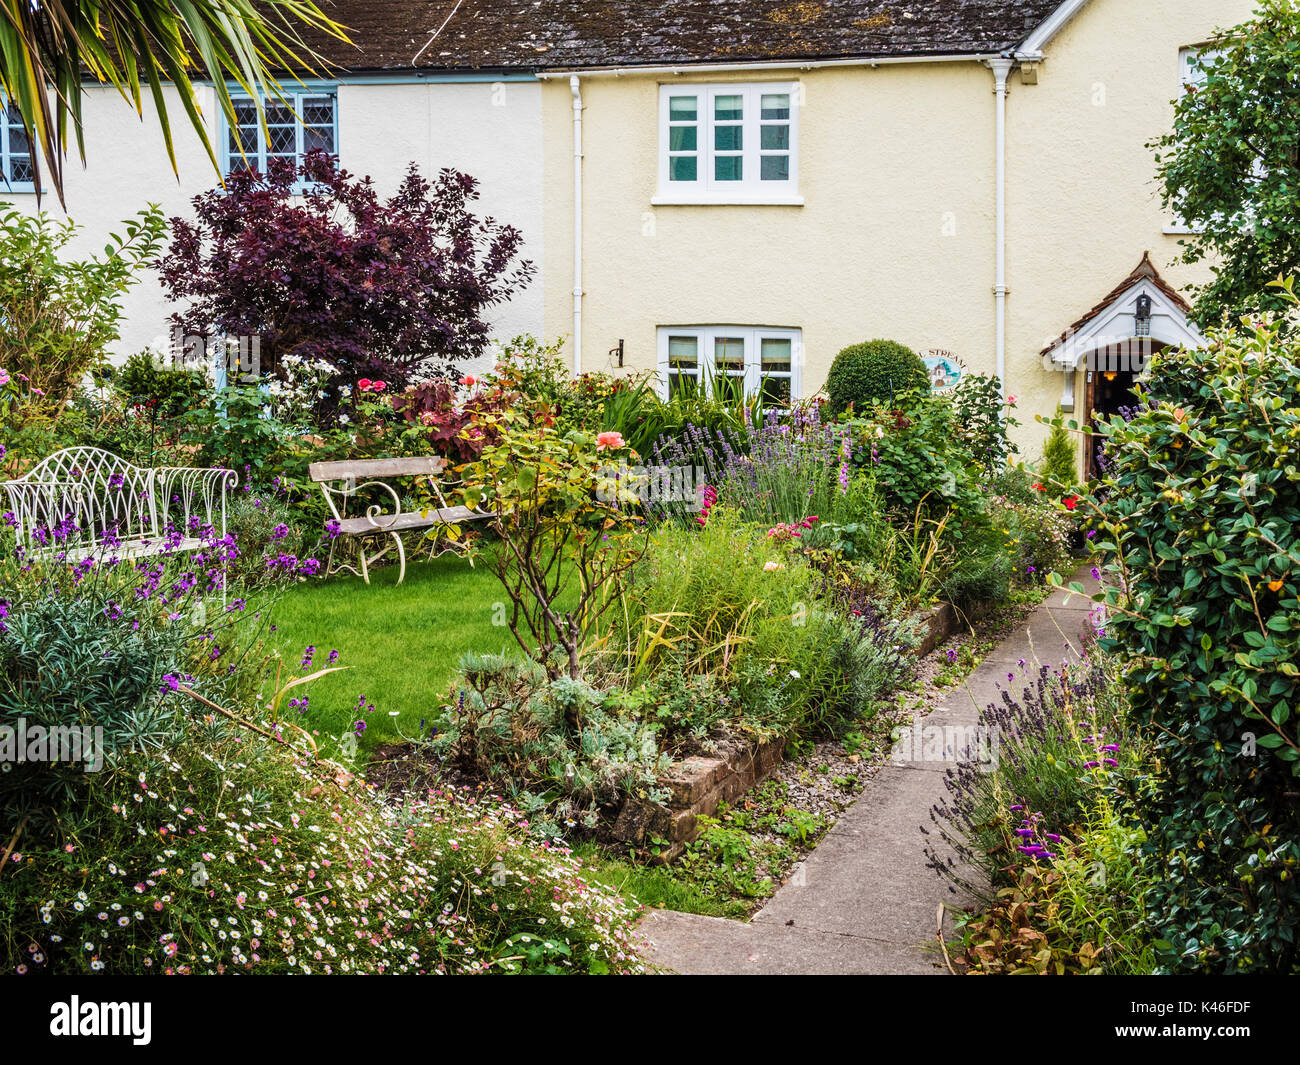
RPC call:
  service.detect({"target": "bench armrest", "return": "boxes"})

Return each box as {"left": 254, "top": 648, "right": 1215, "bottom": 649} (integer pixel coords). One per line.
{"left": 154, "top": 466, "right": 238, "bottom": 534}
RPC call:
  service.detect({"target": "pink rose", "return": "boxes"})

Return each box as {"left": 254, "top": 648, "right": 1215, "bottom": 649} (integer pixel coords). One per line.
{"left": 371, "top": 380, "right": 387, "bottom": 393}
{"left": 459, "top": 375, "right": 478, "bottom": 388}
{"left": 596, "top": 431, "right": 626, "bottom": 451}
{"left": 357, "top": 379, "right": 372, "bottom": 392}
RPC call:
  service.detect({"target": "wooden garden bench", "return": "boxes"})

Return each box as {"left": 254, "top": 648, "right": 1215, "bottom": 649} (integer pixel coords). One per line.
{"left": 308, "top": 456, "right": 487, "bottom": 585}
{"left": 0, "top": 446, "right": 236, "bottom": 561}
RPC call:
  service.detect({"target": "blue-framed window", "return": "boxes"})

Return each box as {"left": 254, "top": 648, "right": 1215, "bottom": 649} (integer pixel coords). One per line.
{"left": 1, "top": 101, "right": 37, "bottom": 192}
{"left": 222, "top": 89, "right": 338, "bottom": 178}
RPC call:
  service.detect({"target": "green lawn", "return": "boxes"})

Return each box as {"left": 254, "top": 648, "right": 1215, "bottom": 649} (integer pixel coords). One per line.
{"left": 264, "top": 553, "right": 513, "bottom": 757}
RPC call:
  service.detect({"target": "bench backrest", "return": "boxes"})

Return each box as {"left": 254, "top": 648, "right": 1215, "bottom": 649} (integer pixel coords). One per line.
{"left": 8, "top": 447, "right": 158, "bottom": 544}
{"left": 309, "top": 456, "right": 448, "bottom": 483}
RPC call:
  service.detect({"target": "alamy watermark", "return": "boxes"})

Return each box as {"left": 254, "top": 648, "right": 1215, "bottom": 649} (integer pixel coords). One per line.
{"left": 890, "top": 717, "right": 1000, "bottom": 773}
{"left": 596, "top": 462, "right": 709, "bottom": 505}
{"left": 0, "top": 718, "right": 105, "bottom": 773}
{"left": 147, "top": 325, "right": 261, "bottom": 382}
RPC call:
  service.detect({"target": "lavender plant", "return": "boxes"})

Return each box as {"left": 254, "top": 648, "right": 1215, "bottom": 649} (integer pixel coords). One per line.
{"left": 925, "top": 652, "right": 1146, "bottom": 896}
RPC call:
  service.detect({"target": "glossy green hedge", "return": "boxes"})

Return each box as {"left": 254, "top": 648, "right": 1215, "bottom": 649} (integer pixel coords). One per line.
{"left": 1092, "top": 297, "right": 1300, "bottom": 973}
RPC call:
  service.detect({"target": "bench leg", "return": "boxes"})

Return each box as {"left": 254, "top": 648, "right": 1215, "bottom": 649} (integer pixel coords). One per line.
{"left": 393, "top": 533, "right": 406, "bottom": 585}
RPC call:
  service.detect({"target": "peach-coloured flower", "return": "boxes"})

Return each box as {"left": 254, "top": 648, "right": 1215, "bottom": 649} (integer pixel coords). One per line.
{"left": 764, "top": 561, "right": 786, "bottom": 572}
{"left": 596, "top": 431, "right": 625, "bottom": 451}
{"left": 419, "top": 411, "right": 437, "bottom": 426}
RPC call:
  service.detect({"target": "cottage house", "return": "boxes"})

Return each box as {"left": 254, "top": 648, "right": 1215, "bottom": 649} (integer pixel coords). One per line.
{"left": 0, "top": 0, "right": 1256, "bottom": 466}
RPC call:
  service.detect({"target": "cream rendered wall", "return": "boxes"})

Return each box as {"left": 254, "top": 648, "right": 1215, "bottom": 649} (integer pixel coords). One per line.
{"left": 542, "top": 64, "right": 997, "bottom": 390}
{"left": 543, "top": 0, "right": 1260, "bottom": 462}
{"left": 1, "top": 79, "right": 545, "bottom": 365}
{"left": 1004, "top": 0, "right": 1257, "bottom": 461}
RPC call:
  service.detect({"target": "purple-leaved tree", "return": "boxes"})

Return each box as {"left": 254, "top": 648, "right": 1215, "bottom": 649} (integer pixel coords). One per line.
{"left": 160, "top": 151, "right": 533, "bottom": 413}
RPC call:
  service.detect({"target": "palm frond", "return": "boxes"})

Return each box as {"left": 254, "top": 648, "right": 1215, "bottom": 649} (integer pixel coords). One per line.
{"left": 0, "top": 0, "right": 350, "bottom": 204}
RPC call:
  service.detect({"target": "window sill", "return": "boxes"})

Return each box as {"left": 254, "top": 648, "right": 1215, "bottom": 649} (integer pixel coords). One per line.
{"left": 651, "top": 191, "right": 804, "bottom": 207}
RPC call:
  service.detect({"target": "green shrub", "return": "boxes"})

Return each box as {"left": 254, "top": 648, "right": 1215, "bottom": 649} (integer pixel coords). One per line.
{"left": 224, "top": 490, "right": 313, "bottom": 591}
{"left": 951, "top": 373, "right": 1018, "bottom": 478}
{"left": 849, "top": 394, "right": 984, "bottom": 523}
{"left": 113, "top": 351, "right": 208, "bottom": 417}
{"left": 0, "top": 526, "right": 268, "bottom": 826}
{"left": 1039, "top": 418, "right": 1079, "bottom": 491}
{"left": 1092, "top": 295, "right": 1300, "bottom": 973}
{"left": 939, "top": 531, "right": 1011, "bottom": 608}
{"left": 826, "top": 339, "right": 928, "bottom": 415}
{"left": 605, "top": 508, "right": 913, "bottom": 739}
{"left": 0, "top": 205, "right": 165, "bottom": 417}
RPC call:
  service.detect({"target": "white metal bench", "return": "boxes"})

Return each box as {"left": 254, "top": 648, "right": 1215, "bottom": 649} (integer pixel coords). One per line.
{"left": 308, "top": 456, "right": 488, "bottom": 585}
{"left": 0, "top": 446, "right": 236, "bottom": 561}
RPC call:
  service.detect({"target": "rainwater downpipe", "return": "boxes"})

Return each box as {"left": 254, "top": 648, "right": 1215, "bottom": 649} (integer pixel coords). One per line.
{"left": 570, "top": 74, "right": 584, "bottom": 376}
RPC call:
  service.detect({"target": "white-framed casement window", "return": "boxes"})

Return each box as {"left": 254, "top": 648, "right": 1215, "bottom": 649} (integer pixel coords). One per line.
{"left": 222, "top": 90, "right": 338, "bottom": 178}
{"left": 656, "top": 326, "right": 802, "bottom": 402}
{"left": 654, "top": 83, "right": 801, "bottom": 205}
{"left": 0, "top": 100, "right": 36, "bottom": 192}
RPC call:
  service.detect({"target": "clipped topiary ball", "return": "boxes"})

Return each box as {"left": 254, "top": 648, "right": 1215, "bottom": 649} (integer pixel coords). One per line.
{"left": 826, "top": 339, "right": 928, "bottom": 415}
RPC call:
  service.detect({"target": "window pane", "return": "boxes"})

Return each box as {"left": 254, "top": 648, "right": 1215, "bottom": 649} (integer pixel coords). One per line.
{"left": 761, "top": 125, "right": 789, "bottom": 151}
{"left": 714, "top": 95, "right": 743, "bottom": 121}
{"left": 669, "top": 96, "right": 698, "bottom": 121}
{"left": 760, "top": 339, "right": 792, "bottom": 372}
{"left": 669, "top": 156, "right": 698, "bottom": 181}
{"left": 760, "top": 156, "right": 790, "bottom": 181}
{"left": 668, "top": 336, "right": 699, "bottom": 368}
{"left": 668, "top": 373, "right": 696, "bottom": 399}
{"left": 304, "top": 125, "right": 335, "bottom": 154}
{"left": 714, "top": 337, "right": 745, "bottom": 374}
{"left": 761, "top": 94, "right": 791, "bottom": 120}
{"left": 268, "top": 125, "right": 297, "bottom": 154}
{"left": 302, "top": 97, "right": 334, "bottom": 125}
{"left": 265, "top": 100, "right": 296, "bottom": 125}
{"left": 8, "top": 154, "right": 32, "bottom": 184}
{"left": 669, "top": 126, "right": 697, "bottom": 152}
{"left": 229, "top": 125, "right": 257, "bottom": 153}
{"left": 714, "top": 125, "right": 743, "bottom": 151}
{"left": 761, "top": 377, "right": 792, "bottom": 404}
{"left": 715, "top": 156, "right": 743, "bottom": 181}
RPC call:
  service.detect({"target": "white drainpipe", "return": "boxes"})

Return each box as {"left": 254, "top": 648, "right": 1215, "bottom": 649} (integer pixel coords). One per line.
{"left": 570, "top": 74, "right": 584, "bottom": 376}
{"left": 988, "top": 58, "right": 1014, "bottom": 399}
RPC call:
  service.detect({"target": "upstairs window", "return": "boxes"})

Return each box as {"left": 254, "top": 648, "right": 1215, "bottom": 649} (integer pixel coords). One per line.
{"left": 657, "top": 326, "right": 801, "bottom": 402}
{"left": 223, "top": 90, "right": 337, "bottom": 178}
{"left": 656, "top": 83, "right": 800, "bottom": 205}
{"left": 1, "top": 101, "right": 36, "bottom": 192}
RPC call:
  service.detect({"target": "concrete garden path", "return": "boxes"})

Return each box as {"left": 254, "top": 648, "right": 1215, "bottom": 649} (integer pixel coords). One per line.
{"left": 643, "top": 569, "right": 1101, "bottom": 975}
